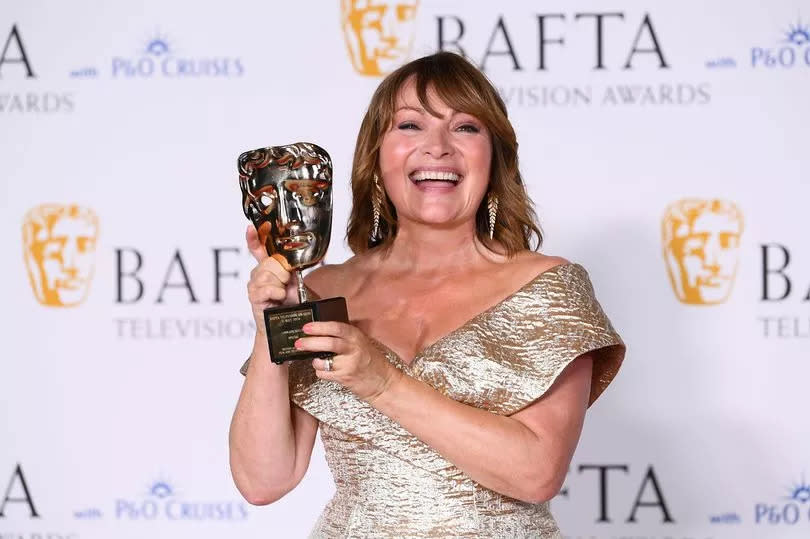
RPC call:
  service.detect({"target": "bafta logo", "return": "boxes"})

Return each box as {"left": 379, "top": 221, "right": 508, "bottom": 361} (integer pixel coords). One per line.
{"left": 341, "top": 0, "right": 419, "bottom": 76}
{"left": 662, "top": 199, "right": 744, "bottom": 305}
{"left": 22, "top": 204, "right": 99, "bottom": 307}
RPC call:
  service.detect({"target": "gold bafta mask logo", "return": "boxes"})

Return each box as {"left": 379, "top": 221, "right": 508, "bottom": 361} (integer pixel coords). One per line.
{"left": 662, "top": 199, "right": 744, "bottom": 305}
{"left": 22, "top": 204, "right": 99, "bottom": 307}
{"left": 341, "top": 0, "right": 419, "bottom": 76}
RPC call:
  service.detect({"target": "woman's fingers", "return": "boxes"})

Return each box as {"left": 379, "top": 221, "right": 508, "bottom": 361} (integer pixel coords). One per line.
{"left": 299, "top": 325, "right": 397, "bottom": 401}
{"left": 250, "top": 256, "right": 292, "bottom": 284}
{"left": 301, "top": 321, "right": 353, "bottom": 339}
{"left": 271, "top": 253, "right": 294, "bottom": 272}
{"left": 312, "top": 357, "right": 335, "bottom": 372}
{"left": 312, "top": 358, "right": 337, "bottom": 380}
{"left": 250, "top": 267, "right": 288, "bottom": 288}
{"left": 245, "top": 226, "right": 300, "bottom": 332}
{"left": 248, "top": 283, "right": 288, "bottom": 304}
{"left": 295, "top": 336, "right": 345, "bottom": 355}
{"left": 245, "top": 224, "right": 268, "bottom": 263}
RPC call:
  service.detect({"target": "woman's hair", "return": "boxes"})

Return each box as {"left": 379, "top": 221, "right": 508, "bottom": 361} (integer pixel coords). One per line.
{"left": 346, "top": 51, "right": 543, "bottom": 256}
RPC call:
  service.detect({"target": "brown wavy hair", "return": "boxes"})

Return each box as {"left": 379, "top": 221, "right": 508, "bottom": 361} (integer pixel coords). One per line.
{"left": 346, "top": 52, "right": 542, "bottom": 256}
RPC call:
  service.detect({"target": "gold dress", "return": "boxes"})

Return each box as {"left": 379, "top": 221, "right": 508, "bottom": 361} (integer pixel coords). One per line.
{"left": 241, "top": 263, "right": 625, "bottom": 538}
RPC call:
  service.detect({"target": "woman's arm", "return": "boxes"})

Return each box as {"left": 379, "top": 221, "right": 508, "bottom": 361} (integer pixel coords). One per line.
{"left": 370, "top": 355, "right": 592, "bottom": 503}
{"left": 229, "top": 334, "right": 319, "bottom": 505}
{"left": 228, "top": 225, "right": 319, "bottom": 505}
{"left": 299, "top": 319, "right": 592, "bottom": 504}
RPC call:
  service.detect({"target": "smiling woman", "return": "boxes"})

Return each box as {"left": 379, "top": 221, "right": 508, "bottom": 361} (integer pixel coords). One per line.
{"left": 347, "top": 52, "right": 542, "bottom": 256}
{"left": 229, "top": 52, "right": 625, "bottom": 538}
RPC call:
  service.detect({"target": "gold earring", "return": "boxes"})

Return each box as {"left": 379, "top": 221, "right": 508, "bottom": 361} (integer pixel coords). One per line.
{"left": 371, "top": 174, "right": 382, "bottom": 241}
{"left": 487, "top": 192, "right": 498, "bottom": 240}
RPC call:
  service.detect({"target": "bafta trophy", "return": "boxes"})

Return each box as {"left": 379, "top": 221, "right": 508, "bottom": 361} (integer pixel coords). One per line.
{"left": 239, "top": 142, "right": 348, "bottom": 364}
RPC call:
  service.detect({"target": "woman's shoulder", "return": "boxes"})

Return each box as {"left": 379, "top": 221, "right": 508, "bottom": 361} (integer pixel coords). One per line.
{"left": 509, "top": 251, "right": 572, "bottom": 281}
{"left": 303, "top": 251, "right": 377, "bottom": 299}
{"left": 502, "top": 252, "right": 603, "bottom": 303}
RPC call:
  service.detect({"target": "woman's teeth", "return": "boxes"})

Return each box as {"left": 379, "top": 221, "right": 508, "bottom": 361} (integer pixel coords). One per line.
{"left": 409, "top": 171, "right": 461, "bottom": 183}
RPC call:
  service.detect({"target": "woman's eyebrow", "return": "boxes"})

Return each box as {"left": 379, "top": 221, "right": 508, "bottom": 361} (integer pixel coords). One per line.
{"left": 395, "top": 106, "right": 425, "bottom": 114}
{"left": 395, "top": 106, "right": 464, "bottom": 121}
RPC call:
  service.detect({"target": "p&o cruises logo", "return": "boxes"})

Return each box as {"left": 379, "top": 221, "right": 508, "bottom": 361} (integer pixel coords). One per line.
{"left": 70, "top": 33, "right": 245, "bottom": 80}
{"left": 707, "top": 17, "right": 810, "bottom": 70}
{"left": 711, "top": 475, "right": 810, "bottom": 528}
{"left": 751, "top": 18, "right": 810, "bottom": 70}
{"left": 341, "top": 0, "right": 419, "bottom": 76}
{"left": 74, "top": 478, "right": 249, "bottom": 522}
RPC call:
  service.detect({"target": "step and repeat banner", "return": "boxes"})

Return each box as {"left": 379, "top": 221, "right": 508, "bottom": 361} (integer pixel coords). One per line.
{"left": 2, "top": 1, "right": 808, "bottom": 538}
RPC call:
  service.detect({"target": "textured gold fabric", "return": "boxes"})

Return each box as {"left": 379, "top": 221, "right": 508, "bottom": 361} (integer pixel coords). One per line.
{"left": 242, "top": 263, "right": 625, "bottom": 537}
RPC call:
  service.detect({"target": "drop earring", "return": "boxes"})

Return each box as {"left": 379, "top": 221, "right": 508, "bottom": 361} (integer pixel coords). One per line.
{"left": 371, "top": 173, "right": 382, "bottom": 241}
{"left": 487, "top": 192, "right": 499, "bottom": 240}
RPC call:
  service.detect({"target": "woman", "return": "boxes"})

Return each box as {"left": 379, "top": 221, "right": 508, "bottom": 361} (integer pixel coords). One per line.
{"left": 229, "top": 52, "right": 624, "bottom": 537}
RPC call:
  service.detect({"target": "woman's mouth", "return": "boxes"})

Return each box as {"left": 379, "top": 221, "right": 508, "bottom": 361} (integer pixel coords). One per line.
{"left": 409, "top": 170, "right": 462, "bottom": 190}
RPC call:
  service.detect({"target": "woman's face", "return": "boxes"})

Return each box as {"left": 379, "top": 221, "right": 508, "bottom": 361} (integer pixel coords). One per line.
{"left": 378, "top": 80, "right": 492, "bottom": 232}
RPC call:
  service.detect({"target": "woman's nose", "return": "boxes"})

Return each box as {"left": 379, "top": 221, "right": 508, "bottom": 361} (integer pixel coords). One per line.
{"left": 421, "top": 127, "right": 453, "bottom": 159}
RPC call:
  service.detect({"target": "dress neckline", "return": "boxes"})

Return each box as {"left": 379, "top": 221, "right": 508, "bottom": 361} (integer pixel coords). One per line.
{"left": 368, "top": 262, "right": 577, "bottom": 369}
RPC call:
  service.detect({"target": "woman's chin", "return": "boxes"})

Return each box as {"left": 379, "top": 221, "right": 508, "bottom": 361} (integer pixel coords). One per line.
{"left": 406, "top": 212, "right": 475, "bottom": 229}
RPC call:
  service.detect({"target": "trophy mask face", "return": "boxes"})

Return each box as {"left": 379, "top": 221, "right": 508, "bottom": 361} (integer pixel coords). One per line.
{"left": 239, "top": 143, "right": 333, "bottom": 270}
{"left": 662, "top": 199, "right": 744, "bottom": 305}
{"left": 341, "top": 0, "right": 419, "bottom": 76}
{"left": 22, "top": 204, "right": 99, "bottom": 307}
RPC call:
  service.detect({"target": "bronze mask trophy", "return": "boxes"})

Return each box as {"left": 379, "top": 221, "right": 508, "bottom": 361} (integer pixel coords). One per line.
{"left": 239, "top": 142, "right": 348, "bottom": 364}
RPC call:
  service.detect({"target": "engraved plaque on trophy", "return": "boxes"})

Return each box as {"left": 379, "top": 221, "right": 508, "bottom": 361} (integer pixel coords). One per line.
{"left": 239, "top": 142, "right": 349, "bottom": 364}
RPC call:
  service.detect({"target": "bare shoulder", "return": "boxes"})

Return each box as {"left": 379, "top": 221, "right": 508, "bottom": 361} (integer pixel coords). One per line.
{"left": 303, "top": 251, "right": 376, "bottom": 299}
{"left": 513, "top": 251, "right": 572, "bottom": 277}
{"left": 486, "top": 251, "right": 572, "bottom": 295}
{"left": 303, "top": 262, "right": 351, "bottom": 299}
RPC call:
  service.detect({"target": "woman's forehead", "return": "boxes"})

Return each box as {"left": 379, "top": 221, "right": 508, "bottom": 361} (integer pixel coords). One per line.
{"left": 393, "top": 81, "right": 470, "bottom": 117}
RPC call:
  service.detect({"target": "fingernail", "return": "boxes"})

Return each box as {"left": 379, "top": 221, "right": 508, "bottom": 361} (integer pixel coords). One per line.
{"left": 302, "top": 323, "right": 312, "bottom": 333}
{"left": 294, "top": 339, "right": 302, "bottom": 349}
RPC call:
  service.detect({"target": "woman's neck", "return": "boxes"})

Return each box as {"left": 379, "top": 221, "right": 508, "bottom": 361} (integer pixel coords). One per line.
{"left": 380, "top": 219, "right": 501, "bottom": 276}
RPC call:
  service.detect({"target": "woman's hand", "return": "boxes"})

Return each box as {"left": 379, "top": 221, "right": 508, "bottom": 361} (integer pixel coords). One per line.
{"left": 295, "top": 322, "right": 402, "bottom": 403}
{"left": 245, "top": 225, "right": 300, "bottom": 335}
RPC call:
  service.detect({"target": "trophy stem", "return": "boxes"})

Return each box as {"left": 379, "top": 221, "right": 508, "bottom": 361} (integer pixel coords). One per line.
{"left": 296, "top": 269, "right": 308, "bottom": 303}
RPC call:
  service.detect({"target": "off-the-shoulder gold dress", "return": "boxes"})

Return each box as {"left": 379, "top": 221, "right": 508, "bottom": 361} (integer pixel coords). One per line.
{"left": 241, "top": 263, "right": 625, "bottom": 538}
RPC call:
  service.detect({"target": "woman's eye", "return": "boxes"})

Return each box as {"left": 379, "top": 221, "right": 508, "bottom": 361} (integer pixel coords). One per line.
{"left": 397, "top": 122, "right": 419, "bottom": 130}
{"left": 457, "top": 123, "right": 480, "bottom": 133}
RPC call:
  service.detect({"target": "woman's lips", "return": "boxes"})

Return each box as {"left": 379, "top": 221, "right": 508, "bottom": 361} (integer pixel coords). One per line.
{"left": 412, "top": 180, "right": 459, "bottom": 192}
{"left": 409, "top": 170, "right": 463, "bottom": 191}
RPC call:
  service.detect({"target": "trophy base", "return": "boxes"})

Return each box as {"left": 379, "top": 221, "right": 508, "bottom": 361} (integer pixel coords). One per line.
{"left": 263, "top": 297, "right": 349, "bottom": 364}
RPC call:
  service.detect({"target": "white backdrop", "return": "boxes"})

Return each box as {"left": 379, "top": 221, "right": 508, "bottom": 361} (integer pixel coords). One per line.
{"left": 2, "top": 1, "right": 809, "bottom": 538}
